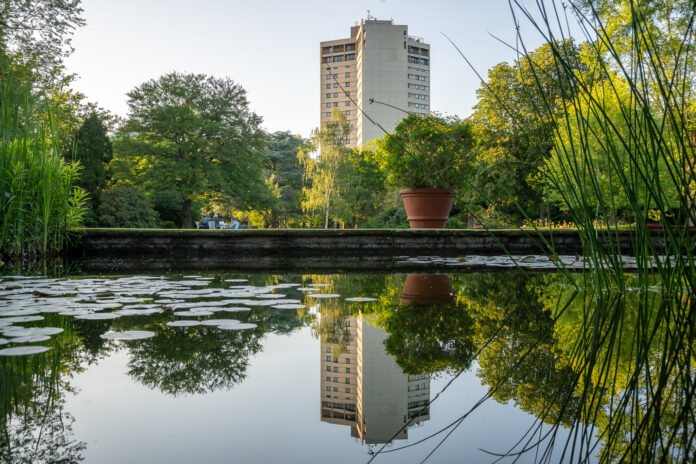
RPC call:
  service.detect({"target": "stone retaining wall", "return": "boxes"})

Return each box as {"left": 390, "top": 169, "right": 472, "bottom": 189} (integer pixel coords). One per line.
{"left": 68, "top": 228, "right": 667, "bottom": 273}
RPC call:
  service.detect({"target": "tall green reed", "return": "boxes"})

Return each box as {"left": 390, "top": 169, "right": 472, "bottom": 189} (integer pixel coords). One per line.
{"left": 0, "top": 75, "right": 87, "bottom": 262}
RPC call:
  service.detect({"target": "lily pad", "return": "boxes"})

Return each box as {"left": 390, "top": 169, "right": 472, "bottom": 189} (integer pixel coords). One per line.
{"left": 100, "top": 330, "right": 155, "bottom": 340}
{"left": 308, "top": 283, "right": 329, "bottom": 287}
{"left": 255, "top": 294, "right": 286, "bottom": 299}
{"left": 344, "top": 297, "right": 378, "bottom": 302}
{"left": 224, "top": 279, "right": 249, "bottom": 282}
{"left": 0, "top": 338, "right": 9, "bottom": 345}
{"left": 10, "top": 335, "right": 51, "bottom": 343}
{"left": 166, "top": 320, "right": 201, "bottom": 327}
{"left": 3, "top": 316, "right": 43, "bottom": 324}
{"left": 296, "top": 287, "right": 318, "bottom": 292}
{"left": 217, "top": 322, "right": 257, "bottom": 330}
{"left": 306, "top": 294, "right": 341, "bottom": 299}
{"left": 200, "top": 319, "right": 239, "bottom": 326}
{"left": 113, "top": 308, "right": 163, "bottom": 316}
{"left": 272, "top": 304, "right": 306, "bottom": 309}
{"left": 0, "top": 346, "right": 51, "bottom": 356}
{"left": 219, "top": 307, "right": 251, "bottom": 312}
{"left": 74, "top": 313, "right": 121, "bottom": 320}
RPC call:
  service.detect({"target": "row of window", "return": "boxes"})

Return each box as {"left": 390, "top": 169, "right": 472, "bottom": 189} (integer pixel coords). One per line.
{"left": 322, "top": 402, "right": 357, "bottom": 412}
{"left": 326, "top": 72, "right": 351, "bottom": 79}
{"left": 322, "top": 54, "right": 356, "bottom": 64}
{"left": 408, "top": 66, "right": 429, "bottom": 73}
{"left": 326, "top": 101, "right": 351, "bottom": 108}
{"left": 326, "top": 366, "right": 351, "bottom": 373}
{"left": 322, "top": 44, "right": 356, "bottom": 54}
{"left": 325, "top": 91, "right": 351, "bottom": 98}
{"left": 408, "top": 74, "right": 428, "bottom": 81}
{"left": 326, "top": 347, "right": 351, "bottom": 353}
{"left": 326, "top": 386, "right": 352, "bottom": 393}
{"left": 408, "top": 56, "right": 429, "bottom": 65}
{"left": 408, "top": 399, "right": 429, "bottom": 408}
{"left": 325, "top": 356, "right": 351, "bottom": 363}
{"left": 408, "top": 93, "right": 428, "bottom": 100}
{"left": 409, "top": 83, "right": 428, "bottom": 91}
{"left": 408, "top": 383, "right": 428, "bottom": 392}
{"left": 325, "top": 376, "right": 351, "bottom": 384}
{"left": 408, "top": 103, "right": 428, "bottom": 109}
{"left": 325, "top": 110, "right": 351, "bottom": 117}
{"left": 326, "top": 82, "right": 353, "bottom": 89}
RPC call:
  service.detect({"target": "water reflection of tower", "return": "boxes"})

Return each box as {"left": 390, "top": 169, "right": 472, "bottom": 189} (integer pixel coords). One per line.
{"left": 320, "top": 316, "right": 430, "bottom": 444}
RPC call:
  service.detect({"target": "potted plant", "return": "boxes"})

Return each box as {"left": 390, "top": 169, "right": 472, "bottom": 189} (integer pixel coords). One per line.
{"left": 375, "top": 114, "right": 473, "bottom": 228}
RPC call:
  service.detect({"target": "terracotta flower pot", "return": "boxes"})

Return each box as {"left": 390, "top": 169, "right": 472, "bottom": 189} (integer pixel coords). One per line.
{"left": 399, "top": 187, "right": 455, "bottom": 229}
{"left": 400, "top": 274, "right": 455, "bottom": 305}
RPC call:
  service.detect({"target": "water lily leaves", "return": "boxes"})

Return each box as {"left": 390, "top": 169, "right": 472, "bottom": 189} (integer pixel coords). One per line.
{"left": 0, "top": 338, "right": 9, "bottom": 345}
{"left": 100, "top": 330, "right": 155, "bottom": 340}
{"left": 74, "top": 313, "right": 121, "bottom": 320}
{"left": 219, "top": 307, "right": 251, "bottom": 312}
{"left": 272, "top": 304, "right": 306, "bottom": 309}
{"left": 217, "top": 322, "right": 257, "bottom": 330}
{"left": 344, "top": 297, "right": 378, "bottom": 302}
{"left": 9, "top": 335, "right": 51, "bottom": 343}
{"left": 224, "top": 279, "right": 249, "bottom": 282}
{"left": 199, "top": 319, "right": 240, "bottom": 326}
{"left": 166, "top": 320, "right": 201, "bottom": 327}
{"left": 0, "top": 346, "right": 51, "bottom": 356}
{"left": 306, "top": 294, "right": 341, "bottom": 299}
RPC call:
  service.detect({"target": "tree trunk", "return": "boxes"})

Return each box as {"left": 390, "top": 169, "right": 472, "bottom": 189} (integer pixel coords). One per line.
{"left": 324, "top": 192, "right": 330, "bottom": 229}
{"left": 181, "top": 198, "right": 192, "bottom": 229}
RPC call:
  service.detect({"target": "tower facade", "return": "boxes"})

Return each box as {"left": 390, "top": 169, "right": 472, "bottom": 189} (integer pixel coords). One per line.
{"left": 320, "top": 315, "right": 431, "bottom": 445}
{"left": 320, "top": 19, "right": 430, "bottom": 148}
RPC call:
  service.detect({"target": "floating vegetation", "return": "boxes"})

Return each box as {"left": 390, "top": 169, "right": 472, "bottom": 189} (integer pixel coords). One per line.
{"left": 74, "top": 313, "right": 121, "bottom": 320}
{"left": 224, "top": 279, "right": 248, "bottom": 282}
{"left": 9, "top": 335, "right": 51, "bottom": 343}
{"left": 296, "top": 287, "right": 318, "bottom": 292}
{"left": 165, "top": 320, "right": 201, "bottom": 327}
{"left": 100, "top": 331, "right": 156, "bottom": 341}
{"left": 218, "top": 307, "right": 251, "bottom": 312}
{"left": 0, "top": 338, "right": 8, "bottom": 345}
{"left": 344, "top": 297, "right": 377, "bottom": 302}
{"left": 272, "top": 304, "right": 306, "bottom": 310}
{"left": 0, "top": 346, "right": 51, "bottom": 356}
{"left": 306, "top": 294, "right": 341, "bottom": 299}
{"left": 217, "top": 322, "right": 257, "bottom": 330}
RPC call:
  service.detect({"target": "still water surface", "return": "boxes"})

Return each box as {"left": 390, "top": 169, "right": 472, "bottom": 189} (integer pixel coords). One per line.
{"left": 1, "top": 272, "right": 595, "bottom": 463}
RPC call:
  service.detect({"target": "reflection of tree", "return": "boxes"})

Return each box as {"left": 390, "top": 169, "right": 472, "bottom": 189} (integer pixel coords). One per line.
{"left": 380, "top": 303, "right": 475, "bottom": 375}
{"left": 0, "top": 335, "right": 86, "bottom": 463}
{"left": 126, "top": 325, "right": 263, "bottom": 395}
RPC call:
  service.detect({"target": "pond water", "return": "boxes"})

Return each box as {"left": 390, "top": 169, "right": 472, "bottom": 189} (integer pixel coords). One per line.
{"left": 0, "top": 271, "right": 685, "bottom": 463}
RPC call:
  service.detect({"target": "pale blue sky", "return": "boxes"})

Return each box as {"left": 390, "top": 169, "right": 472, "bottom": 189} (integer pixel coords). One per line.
{"left": 65, "top": 0, "right": 551, "bottom": 137}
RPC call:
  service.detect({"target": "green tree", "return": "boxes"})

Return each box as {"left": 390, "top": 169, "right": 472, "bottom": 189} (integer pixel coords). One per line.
{"left": 263, "top": 131, "right": 305, "bottom": 227}
{"left": 113, "top": 72, "right": 269, "bottom": 228}
{"left": 299, "top": 110, "right": 350, "bottom": 228}
{"left": 70, "top": 113, "right": 113, "bottom": 206}
{"left": 96, "top": 185, "right": 158, "bottom": 228}
{"left": 470, "top": 40, "right": 584, "bottom": 224}
{"left": 333, "top": 147, "right": 388, "bottom": 227}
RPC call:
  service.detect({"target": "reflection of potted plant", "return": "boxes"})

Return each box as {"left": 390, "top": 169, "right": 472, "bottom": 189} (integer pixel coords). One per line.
{"left": 400, "top": 274, "right": 455, "bottom": 305}
{"left": 376, "top": 114, "right": 473, "bottom": 228}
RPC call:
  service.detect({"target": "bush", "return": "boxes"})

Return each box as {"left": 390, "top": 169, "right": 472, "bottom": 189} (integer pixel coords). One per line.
{"left": 445, "top": 217, "right": 465, "bottom": 229}
{"left": 96, "top": 185, "right": 158, "bottom": 228}
{"left": 361, "top": 208, "right": 410, "bottom": 229}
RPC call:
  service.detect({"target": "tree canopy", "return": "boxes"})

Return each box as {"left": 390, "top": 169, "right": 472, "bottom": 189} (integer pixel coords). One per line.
{"left": 114, "top": 72, "right": 270, "bottom": 227}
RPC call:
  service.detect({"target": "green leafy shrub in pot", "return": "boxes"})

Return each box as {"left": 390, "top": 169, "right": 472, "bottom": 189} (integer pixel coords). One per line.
{"left": 374, "top": 113, "right": 474, "bottom": 191}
